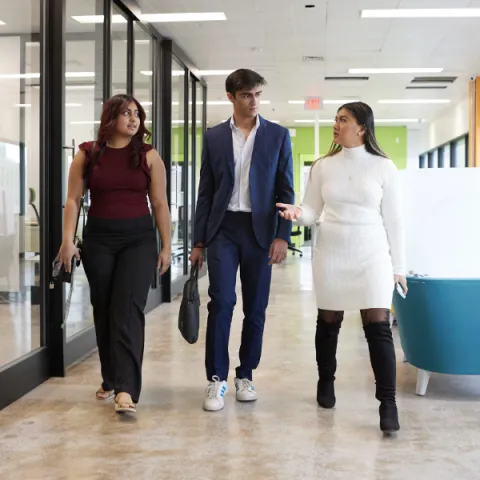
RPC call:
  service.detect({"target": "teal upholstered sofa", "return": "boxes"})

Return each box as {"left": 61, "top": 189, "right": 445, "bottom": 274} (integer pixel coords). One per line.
{"left": 392, "top": 277, "right": 480, "bottom": 396}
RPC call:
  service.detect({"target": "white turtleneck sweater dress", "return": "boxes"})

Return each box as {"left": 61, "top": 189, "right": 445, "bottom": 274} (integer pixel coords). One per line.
{"left": 297, "top": 145, "right": 406, "bottom": 311}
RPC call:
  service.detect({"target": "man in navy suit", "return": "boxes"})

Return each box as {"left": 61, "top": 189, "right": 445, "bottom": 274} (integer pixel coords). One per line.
{"left": 191, "top": 69, "right": 294, "bottom": 411}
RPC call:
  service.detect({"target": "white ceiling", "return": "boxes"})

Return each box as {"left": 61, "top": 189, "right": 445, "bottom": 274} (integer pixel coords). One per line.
{"left": 137, "top": 0, "right": 480, "bottom": 129}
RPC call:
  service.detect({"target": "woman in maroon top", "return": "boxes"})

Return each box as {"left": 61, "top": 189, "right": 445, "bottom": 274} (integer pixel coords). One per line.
{"left": 57, "top": 94, "right": 171, "bottom": 414}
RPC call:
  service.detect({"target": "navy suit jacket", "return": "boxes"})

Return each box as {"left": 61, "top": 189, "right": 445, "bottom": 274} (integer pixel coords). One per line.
{"left": 194, "top": 116, "right": 295, "bottom": 250}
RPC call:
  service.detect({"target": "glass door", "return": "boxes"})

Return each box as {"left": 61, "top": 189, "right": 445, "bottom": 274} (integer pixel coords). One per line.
{"left": 0, "top": 0, "right": 49, "bottom": 409}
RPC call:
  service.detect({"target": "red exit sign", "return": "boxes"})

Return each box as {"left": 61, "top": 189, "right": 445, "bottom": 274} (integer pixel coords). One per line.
{"left": 305, "top": 97, "right": 322, "bottom": 110}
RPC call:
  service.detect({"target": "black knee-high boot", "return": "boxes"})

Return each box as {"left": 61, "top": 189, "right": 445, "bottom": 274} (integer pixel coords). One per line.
{"left": 363, "top": 320, "right": 400, "bottom": 433}
{"left": 316, "top": 310, "right": 343, "bottom": 408}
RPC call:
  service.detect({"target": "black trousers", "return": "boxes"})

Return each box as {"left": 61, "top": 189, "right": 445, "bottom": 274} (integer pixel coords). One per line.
{"left": 82, "top": 215, "right": 157, "bottom": 403}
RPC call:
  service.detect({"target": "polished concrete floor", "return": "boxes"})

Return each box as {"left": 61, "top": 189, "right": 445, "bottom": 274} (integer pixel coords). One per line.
{"left": 2, "top": 251, "right": 480, "bottom": 479}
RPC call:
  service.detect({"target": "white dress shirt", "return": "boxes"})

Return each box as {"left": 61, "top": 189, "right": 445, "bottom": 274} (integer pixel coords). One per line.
{"left": 227, "top": 115, "right": 260, "bottom": 212}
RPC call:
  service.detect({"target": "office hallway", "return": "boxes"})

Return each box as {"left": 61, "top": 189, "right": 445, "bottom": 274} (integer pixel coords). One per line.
{"left": 1, "top": 251, "right": 480, "bottom": 480}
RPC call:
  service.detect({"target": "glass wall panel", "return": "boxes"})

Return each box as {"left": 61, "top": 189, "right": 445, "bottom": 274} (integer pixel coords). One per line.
{"left": 134, "top": 24, "right": 154, "bottom": 140}
{"left": 171, "top": 59, "right": 186, "bottom": 280}
{"left": 0, "top": 0, "right": 42, "bottom": 366}
{"left": 64, "top": 0, "right": 104, "bottom": 338}
{"left": 111, "top": 5, "right": 128, "bottom": 95}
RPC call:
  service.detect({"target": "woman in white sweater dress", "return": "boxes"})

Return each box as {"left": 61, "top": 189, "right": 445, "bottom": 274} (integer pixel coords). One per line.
{"left": 277, "top": 102, "right": 406, "bottom": 434}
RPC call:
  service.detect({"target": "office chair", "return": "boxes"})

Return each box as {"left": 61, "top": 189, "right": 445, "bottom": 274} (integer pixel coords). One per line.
{"left": 288, "top": 227, "right": 303, "bottom": 257}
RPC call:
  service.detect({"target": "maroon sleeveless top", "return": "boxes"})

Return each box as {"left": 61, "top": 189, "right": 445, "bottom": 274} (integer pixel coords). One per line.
{"left": 79, "top": 141, "right": 153, "bottom": 219}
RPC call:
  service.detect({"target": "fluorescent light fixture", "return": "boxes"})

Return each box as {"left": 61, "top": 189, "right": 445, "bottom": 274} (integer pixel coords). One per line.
{"left": 66, "top": 103, "right": 82, "bottom": 107}
{"left": 140, "top": 71, "right": 153, "bottom": 76}
{"left": 173, "top": 70, "right": 185, "bottom": 76}
{"left": 15, "top": 104, "right": 31, "bottom": 108}
{"left": 361, "top": 9, "right": 480, "bottom": 19}
{"left": 323, "top": 99, "right": 360, "bottom": 105}
{"left": 294, "top": 119, "right": 335, "bottom": 124}
{"left": 379, "top": 99, "right": 450, "bottom": 104}
{"left": 207, "top": 100, "right": 270, "bottom": 105}
{"left": 288, "top": 100, "right": 359, "bottom": 105}
{"left": 26, "top": 41, "right": 40, "bottom": 47}
{"left": 65, "top": 72, "right": 95, "bottom": 78}
{"left": 375, "top": 118, "right": 421, "bottom": 123}
{"left": 200, "top": 70, "right": 234, "bottom": 76}
{"left": 71, "top": 121, "right": 101, "bottom": 125}
{"left": 0, "top": 73, "right": 40, "bottom": 79}
{"left": 270, "top": 120, "right": 280, "bottom": 124}
{"left": 72, "top": 15, "right": 127, "bottom": 24}
{"left": 141, "top": 12, "right": 226, "bottom": 23}
{"left": 349, "top": 68, "right": 443, "bottom": 74}
{"left": 66, "top": 85, "right": 95, "bottom": 90}
{"left": 141, "top": 101, "right": 153, "bottom": 106}
{"left": 0, "top": 20, "right": 5, "bottom": 25}
{"left": 294, "top": 118, "right": 421, "bottom": 124}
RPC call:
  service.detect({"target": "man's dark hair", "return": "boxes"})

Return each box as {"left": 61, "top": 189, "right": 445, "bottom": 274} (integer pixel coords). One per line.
{"left": 225, "top": 69, "right": 266, "bottom": 97}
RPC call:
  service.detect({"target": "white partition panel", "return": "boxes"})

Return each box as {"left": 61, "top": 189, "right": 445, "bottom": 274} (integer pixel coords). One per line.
{"left": 399, "top": 168, "right": 480, "bottom": 278}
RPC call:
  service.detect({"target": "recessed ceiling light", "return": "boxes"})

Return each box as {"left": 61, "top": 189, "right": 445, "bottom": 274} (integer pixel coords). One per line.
{"left": 66, "top": 85, "right": 95, "bottom": 90}
{"left": 207, "top": 100, "right": 270, "bottom": 105}
{"left": 173, "top": 70, "right": 185, "bottom": 76}
{"left": 349, "top": 68, "right": 443, "bottom": 74}
{"left": 14, "top": 104, "right": 31, "bottom": 108}
{"left": 141, "top": 12, "right": 227, "bottom": 23}
{"left": 0, "top": 73, "right": 40, "bottom": 79}
{"left": 288, "top": 99, "right": 359, "bottom": 105}
{"left": 141, "top": 101, "right": 153, "bottom": 106}
{"left": 294, "top": 118, "right": 421, "bottom": 124}
{"left": 361, "top": 8, "right": 480, "bottom": 18}
{"left": 66, "top": 103, "right": 82, "bottom": 107}
{"left": 200, "top": 70, "right": 234, "bottom": 76}
{"left": 71, "top": 15, "right": 127, "bottom": 24}
{"left": 323, "top": 99, "right": 360, "bottom": 105}
{"left": 270, "top": 120, "right": 280, "bottom": 123}
{"left": 65, "top": 72, "right": 95, "bottom": 78}
{"left": 140, "top": 71, "right": 153, "bottom": 76}
{"left": 378, "top": 99, "right": 450, "bottom": 104}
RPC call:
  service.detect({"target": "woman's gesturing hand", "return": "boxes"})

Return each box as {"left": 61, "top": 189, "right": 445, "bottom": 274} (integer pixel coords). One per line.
{"left": 276, "top": 203, "right": 302, "bottom": 221}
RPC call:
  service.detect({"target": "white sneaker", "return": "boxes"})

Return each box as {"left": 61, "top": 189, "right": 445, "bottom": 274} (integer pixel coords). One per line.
{"left": 234, "top": 378, "right": 258, "bottom": 402}
{"left": 202, "top": 376, "right": 228, "bottom": 411}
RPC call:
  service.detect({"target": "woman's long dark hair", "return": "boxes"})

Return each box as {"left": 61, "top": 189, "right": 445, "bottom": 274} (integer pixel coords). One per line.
{"left": 92, "top": 94, "right": 151, "bottom": 170}
{"left": 312, "top": 102, "right": 387, "bottom": 170}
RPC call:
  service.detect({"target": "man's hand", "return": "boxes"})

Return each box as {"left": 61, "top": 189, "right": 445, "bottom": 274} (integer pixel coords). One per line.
{"left": 190, "top": 246, "right": 204, "bottom": 270}
{"left": 269, "top": 238, "right": 288, "bottom": 265}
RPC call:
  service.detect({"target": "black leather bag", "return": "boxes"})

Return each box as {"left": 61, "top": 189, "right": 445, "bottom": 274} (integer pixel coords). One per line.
{"left": 178, "top": 264, "right": 200, "bottom": 344}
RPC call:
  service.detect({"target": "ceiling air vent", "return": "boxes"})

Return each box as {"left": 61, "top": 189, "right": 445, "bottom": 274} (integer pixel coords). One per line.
{"left": 325, "top": 76, "right": 369, "bottom": 81}
{"left": 302, "top": 56, "right": 324, "bottom": 62}
{"left": 411, "top": 76, "right": 457, "bottom": 84}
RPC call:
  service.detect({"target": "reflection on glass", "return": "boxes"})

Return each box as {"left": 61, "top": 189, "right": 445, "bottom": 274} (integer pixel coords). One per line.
{"left": 112, "top": 5, "right": 128, "bottom": 95}
{"left": 0, "top": 0, "right": 42, "bottom": 366}
{"left": 64, "top": 0, "right": 104, "bottom": 337}
{"left": 171, "top": 59, "right": 186, "bottom": 280}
